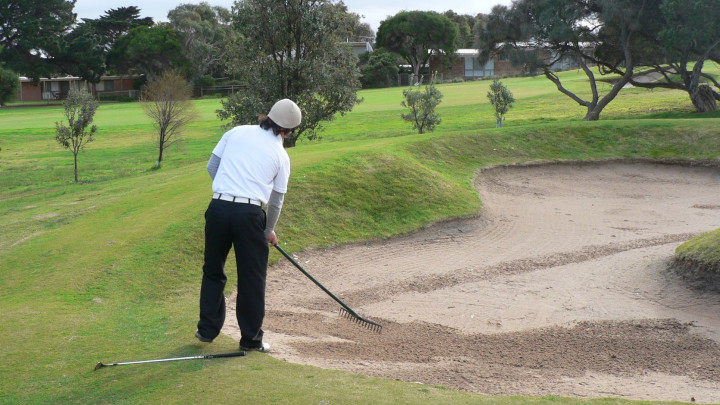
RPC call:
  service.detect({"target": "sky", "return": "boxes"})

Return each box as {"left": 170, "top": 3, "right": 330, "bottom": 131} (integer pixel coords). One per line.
{"left": 74, "top": 0, "right": 513, "bottom": 33}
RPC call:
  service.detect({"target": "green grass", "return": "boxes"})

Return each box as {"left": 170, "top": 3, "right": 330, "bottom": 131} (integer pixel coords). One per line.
{"left": 1, "top": 68, "right": 718, "bottom": 404}
{"left": 675, "top": 228, "right": 720, "bottom": 275}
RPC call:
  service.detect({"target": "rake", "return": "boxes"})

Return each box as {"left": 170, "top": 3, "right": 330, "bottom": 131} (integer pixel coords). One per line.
{"left": 94, "top": 351, "right": 246, "bottom": 371}
{"left": 274, "top": 245, "right": 382, "bottom": 333}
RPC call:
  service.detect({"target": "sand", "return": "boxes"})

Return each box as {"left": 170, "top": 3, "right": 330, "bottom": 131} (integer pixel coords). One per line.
{"left": 222, "top": 160, "right": 720, "bottom": 403}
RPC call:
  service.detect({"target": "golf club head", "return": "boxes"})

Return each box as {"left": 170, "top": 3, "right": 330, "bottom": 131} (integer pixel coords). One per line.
{"left": 94, "top": 362, "right": 106, "bottom": 371}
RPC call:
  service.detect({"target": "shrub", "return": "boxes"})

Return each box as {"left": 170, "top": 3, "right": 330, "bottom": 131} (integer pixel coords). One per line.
{"left": 360, "top": 49, "right": 400, "bottom": 89}
{"left": 401, "top": 81, "right": 443, "bottom": 134}
{"left": 487, "top": 79, "right": 515, "bottom": 128}
{"left": 0, "top": 67, "right": 19, "bottom": 106}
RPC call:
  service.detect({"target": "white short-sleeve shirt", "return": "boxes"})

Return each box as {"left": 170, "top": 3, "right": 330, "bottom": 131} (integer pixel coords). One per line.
{"left": 211, "top": 125, "right": 290, "bottom": 204}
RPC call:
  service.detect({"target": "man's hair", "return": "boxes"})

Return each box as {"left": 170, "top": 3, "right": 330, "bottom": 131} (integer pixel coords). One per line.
{"left": 258, "top": 114, "right": 283, "bottom": 135}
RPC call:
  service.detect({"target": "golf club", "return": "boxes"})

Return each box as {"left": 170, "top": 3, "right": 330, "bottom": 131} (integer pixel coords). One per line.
{"left": 94, "top": 351, "right": 246, "bottom": 371}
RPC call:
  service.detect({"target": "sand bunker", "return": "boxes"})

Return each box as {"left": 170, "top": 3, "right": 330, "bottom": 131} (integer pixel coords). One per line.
{"left": 223, "top": 160, "right": 720, "bottom": 403}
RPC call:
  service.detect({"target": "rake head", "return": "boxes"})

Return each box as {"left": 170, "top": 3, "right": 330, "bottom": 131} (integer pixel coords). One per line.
{"left": 340, "top": 307, "right": 383, "bottom": 333}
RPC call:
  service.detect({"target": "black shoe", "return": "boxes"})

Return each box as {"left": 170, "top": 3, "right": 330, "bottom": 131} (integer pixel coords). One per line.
{"left": 240, "top": 342, "right": 270, "bottom": 353}
{"left": 195, "top": 330, "right": 213, "bottom": 343}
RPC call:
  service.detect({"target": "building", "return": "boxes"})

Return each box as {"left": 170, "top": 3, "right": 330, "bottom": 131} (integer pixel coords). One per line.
{"left": 17, "top": 75, "right": 141, "bottom": 102}
{"left": 430, "top": 47, "right": 584, "bottom": 81}
{"left": 429, "top": 49, "right": 525, "bottom": 81}
{"left": 345, "top": 41, "right": 374, "bottom": 58}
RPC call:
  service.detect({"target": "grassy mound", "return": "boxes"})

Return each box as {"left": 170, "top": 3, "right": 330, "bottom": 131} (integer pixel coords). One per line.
{"left": 673, "top": 228, "right": 720, "bottom": 291}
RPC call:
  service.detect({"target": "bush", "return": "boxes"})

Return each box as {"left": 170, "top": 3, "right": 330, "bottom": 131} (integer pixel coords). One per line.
{"left": 401, "top": 82, "right": 443, "bottom": 134}
{"left": 0, "top": 67, "right": 19, "bottom": 106}
{"left": 360, "top": 49, "right": 400, "bottom": 89}
{"left": 194, "top": 75, "right": 216, "bottom": 87}
{"left": 133, "top": 75, "right": 148, "bottom": 89}
{"left": 487, "top": 79, "right": 515, "bottom": 128}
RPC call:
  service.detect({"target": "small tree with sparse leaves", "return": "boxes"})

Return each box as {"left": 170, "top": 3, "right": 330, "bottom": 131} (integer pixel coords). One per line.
{"left": 55, "top": 87, "right": 98, "bottom": 182}
{"left": 487, "top": 79, "right": 515, "bottom": 128}
{"left": 401, "top": 80, "right": 443, "bottom": 134}
{"left": 141, "top": 71, "right": 196, "bottom": 169}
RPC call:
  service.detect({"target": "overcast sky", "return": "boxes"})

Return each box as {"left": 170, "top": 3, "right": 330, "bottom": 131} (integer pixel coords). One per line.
{"left": 74, "top": 0, "right": 513, "bottom": 33}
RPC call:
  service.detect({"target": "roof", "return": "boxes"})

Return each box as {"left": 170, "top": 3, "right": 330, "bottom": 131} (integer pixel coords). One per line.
{"left": 456, "top": 49, "right": 480, "bottom": 56}
{"left": 19, "top": 75, "right": 142, "bottom": 82}
{"left": 345, "top": 41, "right": 374, "bottom": 54}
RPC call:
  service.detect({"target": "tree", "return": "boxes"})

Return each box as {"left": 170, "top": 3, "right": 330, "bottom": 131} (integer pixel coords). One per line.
{"left": 487, "top": 79, "right": 515, "bottom": 128}
{"left": 218, "top": 0, "right": 362, "bottom": 147}
{"left": 0, "top": 1, "right": 141, "bottom": 84}
{"left": 167, "top": 3, "right": 233, "bottom": 83}
{"left": 401, "top": 81, "right": 443, "bottom": 134}
{"left": 0, "top": 60, "right": 19, "bottom": 107}
{"left": 53, "top": 22, "right": 106, "bottom": 83}
{"left": 376, "top": 11, "right": 459, "bottom": 85}
{"left": 359, "top": 49, "right": 399, "bottom": 88}
{"left": 141, "top": 71, "right": 197, "bottom": 169}
{"left": 624, "top": 0, "right": 720, "bottom": 112}
{"left": 106, "top": 25, "right": 189, "bottom": 79}
{"left": 444, "top": 10, "right": 482, "bottom": 49}
{"left": 83, "top": 6, "right": 154, "bottom": 51}
{"left": 55, "top": 88, "right": 99, "bottom": 182}
{"left": 69, "top": 6, "right": 154, "bottom": 81}
{"left": 0, "top": 0, "right": 76, "bottom": 82}
{"left": 351, "top": 22, "right": 375, "bottom": 43}
{"left": 476, "top": 0, "right": 655, "bottom": 121}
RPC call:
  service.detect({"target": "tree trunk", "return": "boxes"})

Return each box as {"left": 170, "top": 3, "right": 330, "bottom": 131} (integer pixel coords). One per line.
{"left": 413, "top": 64, "right": 421, "bottom": 86}
{"left": 583, "top": 109, "right": 601, "bottom": 121}
{"left": 496, "top": 118, "right": 503, "bottom": 128}
{"left": 687, "top": 46, "right": 719, "bottom": 113}
{"left": 73, "top": 152, "right": 79, "bottom": 182}
{"left": 690, "top": 85, "right": 718, "bottom": 113}
{"left": 283, "top": 136, "right": 297, "bottom": 148}
{"left": 157, "top": 141, "right": 164, "bottom": 168}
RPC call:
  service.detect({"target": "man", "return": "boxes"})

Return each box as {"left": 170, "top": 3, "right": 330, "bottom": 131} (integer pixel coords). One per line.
{"left": 196, "top": 99, "right": 301, "bottom": 352}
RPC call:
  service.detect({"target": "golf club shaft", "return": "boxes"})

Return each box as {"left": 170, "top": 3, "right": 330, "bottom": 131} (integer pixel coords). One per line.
{"left": 96, "top": 351, "right": 245, "bottom": 370}
{"left": 108, "top": 355, "right": 207, "bottom": 367}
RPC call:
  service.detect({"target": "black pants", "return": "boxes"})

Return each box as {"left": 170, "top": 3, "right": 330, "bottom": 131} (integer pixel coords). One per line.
{"left": 197, "top": 199, "right": 268, "bottom": 348}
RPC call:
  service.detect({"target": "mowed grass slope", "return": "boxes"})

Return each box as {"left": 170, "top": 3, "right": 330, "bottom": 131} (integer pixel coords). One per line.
{"left": 1, "top": 68, "right": 719, "bottom": 404}
{"left": 675, "top": 228, "right": 720, "bottom": 277}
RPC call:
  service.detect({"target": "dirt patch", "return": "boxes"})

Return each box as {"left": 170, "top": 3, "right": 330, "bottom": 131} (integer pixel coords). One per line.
{"left": 223, "top": 161, "right": 720, "bottom": 403}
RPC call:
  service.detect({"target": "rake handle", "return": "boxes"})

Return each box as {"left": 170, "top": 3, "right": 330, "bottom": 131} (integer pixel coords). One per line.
{"left": 274, "top": 245, "right": 382, "bottom": 332}
{"left": 274, "top": 245, "right": 359, "bottom": 317}
{"left": 275, "top": 245, "right": 357, "bottom": 315}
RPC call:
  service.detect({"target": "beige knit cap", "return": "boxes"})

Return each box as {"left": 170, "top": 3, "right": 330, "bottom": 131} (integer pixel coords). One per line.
{"left": 268, "top": 99, "right": 302, "bottom": 129}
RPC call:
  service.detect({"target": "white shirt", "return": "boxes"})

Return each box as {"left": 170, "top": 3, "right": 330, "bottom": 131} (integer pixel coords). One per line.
{"left": 211, "top": 125, "right": 290, "bottom": 204}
